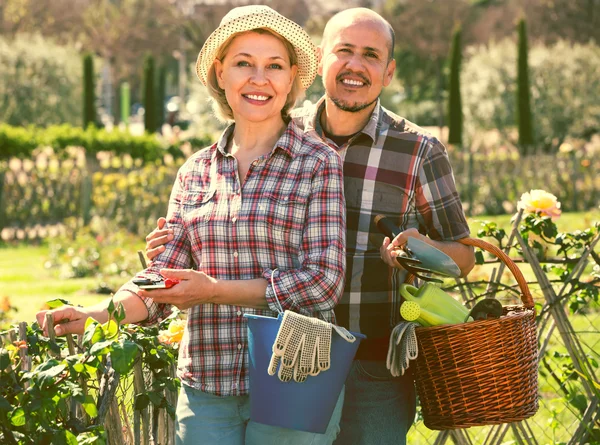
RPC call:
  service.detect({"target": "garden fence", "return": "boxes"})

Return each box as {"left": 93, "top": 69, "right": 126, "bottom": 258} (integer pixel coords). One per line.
{"left": 1, "top": 148, "right": 599, "bottom": 241}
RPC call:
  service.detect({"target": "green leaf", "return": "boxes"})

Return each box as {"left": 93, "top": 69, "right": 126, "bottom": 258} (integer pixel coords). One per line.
{"left": 0, "top": 348, "right": 10, "bottom": 370}
{"left": 475, "top": 250, "right": 485, "bottom": 265}
{"left": 134, "top": 393, "right": 150, "bottom": 411}
{"left": 107, "top": 299, "right": 115, "bottom": 316}
{"left": 102, "top": 320, "right": 119, "bottom": 340}
{"left": 89, "top": 340, "right": 114, "bottom": 356}
{"left": 83, "top": 319, "right": 105, "bottom": 346}
{"left": 115, "top": 304, "right": 126, "bottom": 324}
{"left": 10, "top": 407, "right": 25, "bottom": 426}
{"left": 82, "top": 395, "right": 98, "bottom": 418}
{"left": 0, "top": 395, "right": 12, "bottom": 413}
{"left": 110, "top": 341, "right": 138, "bottom": 374}
{"left": 37, "top": 363, "right": 67, "bottom": 387}
{"left": 46, "top": 298, "right": 71, "bottom": 309}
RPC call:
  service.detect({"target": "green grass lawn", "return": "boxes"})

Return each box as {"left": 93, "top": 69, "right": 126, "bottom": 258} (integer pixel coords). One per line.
{"left": 0, "top": 244, "right": 135, "bottom": 324}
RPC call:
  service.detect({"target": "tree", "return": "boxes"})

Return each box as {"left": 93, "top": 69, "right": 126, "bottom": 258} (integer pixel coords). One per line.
{"left": 0, "top": 34, "right": 81, "bottom": 126}
{"left": 83, "top": 52, "right": 96, "bottom": 128}
{"left": 517, "top": 18, "right": 534, "bottom": 153}
{"left": 143, "top": 54, "right": 157, "bottom": 134}
{"left": 447, "top": 25, "right": 463, "bottom": 145}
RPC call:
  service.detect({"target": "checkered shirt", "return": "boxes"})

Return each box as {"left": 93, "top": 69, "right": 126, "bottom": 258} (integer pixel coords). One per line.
{"left": 120, "top": 120, "right": 346, "bottom": 396}
{"left": 293, "top": 98, "right": 470, "bottom": 360}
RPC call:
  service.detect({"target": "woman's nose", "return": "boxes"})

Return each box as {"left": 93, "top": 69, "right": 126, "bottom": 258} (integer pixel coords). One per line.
{"left": 250, "top": 68, "right": 268, "bottom": 85}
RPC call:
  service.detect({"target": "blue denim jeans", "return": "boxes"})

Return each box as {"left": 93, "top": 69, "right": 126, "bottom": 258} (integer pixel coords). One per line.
{"left": 334, "top": 360, "right": 416, "bottom": 445}
{"left": 175, "top": 383, "right": 344, "bottom": 445}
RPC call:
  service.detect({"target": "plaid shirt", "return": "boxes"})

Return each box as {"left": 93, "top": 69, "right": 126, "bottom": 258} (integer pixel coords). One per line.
{"left": 120, "top": 120, "right": 346, "bottom": 396}
{"left": 293, "top": 98, "right": 470, "bottom": 360}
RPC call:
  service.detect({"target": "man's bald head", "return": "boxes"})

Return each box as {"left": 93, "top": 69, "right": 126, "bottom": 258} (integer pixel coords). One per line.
{"left": 322, "top": 8, "right": 395, "bottom": 62}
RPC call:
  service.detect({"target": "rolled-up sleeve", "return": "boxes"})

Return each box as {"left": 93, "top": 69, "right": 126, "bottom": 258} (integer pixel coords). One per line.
{"left": 416, "top": 139, "right": 470, "bottom": 241}
{"left": 263, "top": 150, "right": 346, "bottom": 316}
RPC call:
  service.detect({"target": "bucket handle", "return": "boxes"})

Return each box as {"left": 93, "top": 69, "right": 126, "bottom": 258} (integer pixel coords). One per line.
{"left": 270, "top": 269, "right": 356, "bottom": 342}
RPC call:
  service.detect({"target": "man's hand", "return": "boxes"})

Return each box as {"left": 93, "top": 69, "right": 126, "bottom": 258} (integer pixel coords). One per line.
{"left": 138, "top": 268, "right": 217, "bottom": 310}
{"left": 36, "top": 305, "right": 94, "bottom": 337}
{"left": 380, "top": 228, "right": 421, "bottom": 269}
{"left": 145, "top": 217, "right": 173, "bottom": 261}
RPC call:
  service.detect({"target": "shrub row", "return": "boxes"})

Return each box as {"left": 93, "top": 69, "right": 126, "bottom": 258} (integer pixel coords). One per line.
{"left": 0, "top": 124, "right": 212, "bottom": 162}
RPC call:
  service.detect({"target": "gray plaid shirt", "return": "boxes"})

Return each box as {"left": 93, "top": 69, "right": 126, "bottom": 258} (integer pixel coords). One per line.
{"left": 292, "top": 98, "right": 470, "bottom": 360}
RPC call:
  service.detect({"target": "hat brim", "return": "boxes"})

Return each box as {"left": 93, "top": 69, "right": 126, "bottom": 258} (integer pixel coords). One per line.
{"left": 195, "top": 11, "right": 317, "bottom": 90}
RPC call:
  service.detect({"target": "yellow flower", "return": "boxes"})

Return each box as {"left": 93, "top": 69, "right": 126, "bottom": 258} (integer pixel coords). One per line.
{"left": 517, "top": 189, "right": 562, "bottom": 220}
{"left": 158, "top": 319, "right": 186, "bottom": 345}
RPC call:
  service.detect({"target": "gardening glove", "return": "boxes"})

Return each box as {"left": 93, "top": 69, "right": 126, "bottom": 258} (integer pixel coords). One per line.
{"left": 268, "top": 311, "right": 333, "bottom": 383}
{"left": 386, "top": 321, "right": 419, "bottom": 377}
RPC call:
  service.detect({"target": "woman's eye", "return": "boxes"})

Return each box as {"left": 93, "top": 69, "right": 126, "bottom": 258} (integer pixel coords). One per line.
{"left": 236, "top": 61, "right": 250, "bottom": 67}
{"left": 268, "top": 63, "right": 283, "bottom": 70}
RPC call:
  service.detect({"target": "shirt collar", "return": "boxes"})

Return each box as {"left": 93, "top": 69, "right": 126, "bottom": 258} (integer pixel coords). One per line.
{"left": 213, "top": 120, "right": 301, "bottom": 160}
{"left": 307, "top": 96, "right": 382, "bottom": 144}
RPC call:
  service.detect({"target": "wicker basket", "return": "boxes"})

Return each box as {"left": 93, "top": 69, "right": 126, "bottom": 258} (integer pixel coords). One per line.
{"left": 413, "top": 237, "right": 538, "bottom": 430}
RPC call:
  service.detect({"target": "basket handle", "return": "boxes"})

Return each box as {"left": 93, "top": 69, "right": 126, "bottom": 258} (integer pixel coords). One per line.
{"left": 457, "top": 237, "right": 534, "bottom": 309}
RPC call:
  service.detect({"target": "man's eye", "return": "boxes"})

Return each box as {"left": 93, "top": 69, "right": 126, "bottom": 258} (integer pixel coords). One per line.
{"left": 338, "top": 48, "right": 351, "bottom": 54}
{"left": 365, "top": 52, "right": 378, "bottom": 59}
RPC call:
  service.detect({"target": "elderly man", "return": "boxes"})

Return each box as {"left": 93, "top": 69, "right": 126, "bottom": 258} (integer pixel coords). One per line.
{"left": 146, "top": 8, "right": 474, "bottom": 445}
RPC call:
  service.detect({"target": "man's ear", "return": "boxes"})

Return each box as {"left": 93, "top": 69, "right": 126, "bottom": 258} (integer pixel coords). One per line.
{"left": 214, "top": 60, "right": 225, "bottom": 89}
{"left": 383, "top": 58, "right": 396, "bottom": 87}
{"left": 317, "top": 46, "right": 324, "bottom": 76}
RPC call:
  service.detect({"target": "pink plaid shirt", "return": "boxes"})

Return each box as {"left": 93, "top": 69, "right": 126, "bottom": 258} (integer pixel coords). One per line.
{"left": 121, "top": 120, "right": 346, "bottom": 396}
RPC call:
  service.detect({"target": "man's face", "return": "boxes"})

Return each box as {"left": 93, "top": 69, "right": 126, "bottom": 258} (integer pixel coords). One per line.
{"left": 319, "top": 19, "right": 395, "bottom": 113}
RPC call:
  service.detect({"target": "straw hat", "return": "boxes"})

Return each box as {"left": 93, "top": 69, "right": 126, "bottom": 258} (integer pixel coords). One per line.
{"left": 195, "top": 5, "right": 317, "bottom": 90}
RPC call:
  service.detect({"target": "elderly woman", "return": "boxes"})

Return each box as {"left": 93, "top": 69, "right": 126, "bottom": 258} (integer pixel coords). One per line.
{"left": 37, "top": 5, "right": 346, "bottom": 445}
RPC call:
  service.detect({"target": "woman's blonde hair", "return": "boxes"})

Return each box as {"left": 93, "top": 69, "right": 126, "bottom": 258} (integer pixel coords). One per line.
{"left": 206, "top": 28, "right": 303, "bottom": 122}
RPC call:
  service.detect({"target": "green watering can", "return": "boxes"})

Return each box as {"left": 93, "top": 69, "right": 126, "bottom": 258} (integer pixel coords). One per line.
{"left": 399, "top": 283, "right": 473, "bottom": 327}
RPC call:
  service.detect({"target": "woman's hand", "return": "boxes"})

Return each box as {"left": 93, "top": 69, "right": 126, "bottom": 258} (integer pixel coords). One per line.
{"left": 145, "top": 217, "right": 173, "bottom": 261}
{"left": 380, "top": 228, "right": 422, "bottom": 269}
{"left": 138, "top": 269, "right": 218, "bottom": 310}
{"left": 36, "top": 305, "right": 96, "bottom": 337}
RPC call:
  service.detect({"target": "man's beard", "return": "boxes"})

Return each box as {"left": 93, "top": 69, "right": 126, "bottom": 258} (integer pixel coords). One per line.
{"left": 330, "top": 95, "right": 378, "bottom": 113}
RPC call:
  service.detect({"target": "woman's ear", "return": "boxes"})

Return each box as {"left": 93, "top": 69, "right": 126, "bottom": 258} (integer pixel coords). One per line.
{"left": 214, "top": 60, "right": 225, "bottom": 89}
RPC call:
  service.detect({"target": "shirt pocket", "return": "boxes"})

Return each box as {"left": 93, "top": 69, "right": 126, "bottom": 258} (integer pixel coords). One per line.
{"left": 257, "top": 190, "right": 308, "bottom": 254}
{"left": 181, "top": 189, "right": 216, "bottom": 226}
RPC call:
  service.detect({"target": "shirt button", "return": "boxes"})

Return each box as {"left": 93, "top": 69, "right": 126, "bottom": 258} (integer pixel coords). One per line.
{"left": 233, "top": 251, "right": 239, "bottom": 258}
{"left": 232, "top": 217, "right": 237, "bottom": 223}
{"left": 284, "top": 197, "right": 289, "bottom": 201}
{"left": 232, "top": 383, "right": 237, "bottom": 389}
{"left": 237, "top": 343, "right": 242, "bottom": 350}
{"left": 237, "top": 310, "right": 242, "bottom": 316}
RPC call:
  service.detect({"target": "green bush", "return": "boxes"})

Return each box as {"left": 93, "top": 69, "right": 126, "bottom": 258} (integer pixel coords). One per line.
{"left": 0, "top": 124, "right": 166, "bottom": 161}
{"left": 82, "top": 53, "right": 97, "bottom": 128}
{"left": 0, "top": 34, "right": 82, "bottom": 127}
{"left": 447, "top": 26, "right": 463, "bottom": 146}
{"left": 516, "top": 19, "right": 534, "bottom": 150}
{"left": 0, "top": 125, "right": 39, "bottom": 160}
{"left": 462, "top": 39, "right": 600, "bottom": 152}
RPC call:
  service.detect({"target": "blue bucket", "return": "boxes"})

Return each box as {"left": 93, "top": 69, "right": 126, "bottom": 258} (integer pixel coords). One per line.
{"left": 244, "top": 313, "right": 366, "bottom": 433}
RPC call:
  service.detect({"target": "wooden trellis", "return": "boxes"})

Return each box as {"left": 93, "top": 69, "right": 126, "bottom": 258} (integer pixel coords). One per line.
{"left": 427, "top": 211, "right": 600, "bottom": 445}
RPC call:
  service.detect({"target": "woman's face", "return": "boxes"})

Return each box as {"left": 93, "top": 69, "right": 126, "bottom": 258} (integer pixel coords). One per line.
{"left": 214, "top": 31, "right": 298, "bottom": 125}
